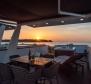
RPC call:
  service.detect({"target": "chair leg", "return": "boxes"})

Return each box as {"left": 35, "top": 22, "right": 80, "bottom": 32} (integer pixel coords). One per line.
{"left": 49, "top": 79, "right": 52, "bottom": 84}
{"left": 40, "top": 78, "right": 45, "bottom": 84}
{"left": 43, "top": 79, "right": 45, "bottom": 84}
{"left": 75, "top": 64, "right": 78, "bottom": 72}
{"left": 56, "top": 76, "right": 59, "bottom": 84}
{"left": 35, "top": 80, "right": 38, "bottom": 84}
{"left": 79, "top": 59, "right": 89, "bottom": 70}
{"left": 86, "top": 62, "right": 89, "bottom": 70}
{"left": 77, "top": 63, "right": 84, "bottom": 75}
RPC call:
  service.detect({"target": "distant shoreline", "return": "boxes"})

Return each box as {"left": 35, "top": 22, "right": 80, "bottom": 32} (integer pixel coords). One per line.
{"left": 2, "top": 39, "right": 53, "bottom": 42}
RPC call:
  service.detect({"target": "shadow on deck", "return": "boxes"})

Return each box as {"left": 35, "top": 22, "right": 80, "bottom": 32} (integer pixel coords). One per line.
{"left": 44, "top": 65, "right": 91, "bottom": 84}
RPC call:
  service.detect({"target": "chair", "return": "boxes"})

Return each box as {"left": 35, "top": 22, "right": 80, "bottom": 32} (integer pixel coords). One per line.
{"left": 0, "top": 63, "right": 14, "bottom": 84}
{"left": 9, "top": 55, "right": 21, "bottom": 66}
{"left": 74, "top": 45, "right": 89, "bottom": 67}
{"left": 72, "top": 47, "right": 89, "bottom": 73}
{"left": 10, "top": 65, "right": 41, "bottom": 84}
{"left": 77, "top": 49, "right": 89, "bottom": 70}
{"left": 68, "top": 55, "right": 87, "bottom": 74}
{"left": 9, "top": 55, "right": 20, "bottom": 60}
{"left": 54, "top": 47, "right": 74, "bottom": 57}
{"left": 41, "top": 63, "right": 60, "bottom": 84}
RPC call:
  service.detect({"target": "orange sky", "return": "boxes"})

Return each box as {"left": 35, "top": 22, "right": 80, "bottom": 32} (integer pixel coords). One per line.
{"left": 3, "top": 22, "right": 91, "bottom": 42}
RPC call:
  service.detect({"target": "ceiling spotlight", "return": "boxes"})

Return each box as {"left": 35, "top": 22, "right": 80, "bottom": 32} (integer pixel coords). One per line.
{"left": 45, "top": 22, "right": 49, "bottom": 25}
{"left": 61, "top": 20, "right": 64, "bottom": 23}
{"left": 32, "top": 24, "right": 36, "bottom": 27}
{"left": 80, "top": 18, "right": 84, "bottom": 21}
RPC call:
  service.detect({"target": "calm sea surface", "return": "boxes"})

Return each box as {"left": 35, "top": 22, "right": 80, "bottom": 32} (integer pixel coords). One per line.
{"left": 20, "top": 42, "right": 91, "bottom": 47}
{"left": 2, "top": 42, "right": 91, "bottom": 47}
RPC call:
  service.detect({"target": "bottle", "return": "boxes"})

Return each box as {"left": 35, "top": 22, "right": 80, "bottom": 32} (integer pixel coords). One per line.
{"left": 28, "top": 48, "right": 31, "bottom": 60}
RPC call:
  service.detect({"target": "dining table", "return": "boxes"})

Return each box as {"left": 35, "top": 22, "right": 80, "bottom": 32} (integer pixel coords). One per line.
{"left": 11, "top": 55, "right": 72, "bottom": 67}
{"left": 11, "top": 56, "right": 52, "bottom": 67}
{"left": 10, "top": 54, "right": 82, "bottom": 74}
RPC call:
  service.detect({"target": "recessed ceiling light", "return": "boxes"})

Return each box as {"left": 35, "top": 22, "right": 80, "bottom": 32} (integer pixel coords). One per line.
{"left": 32, "top": 24, "right": 36, "bottom": 27}
{"left": 45, "top": 22, "right": 49, "bottom": 25}
{"left": 61, "top": 21, "right": 64, "bottom": 23}
{"left": 80, "top": 18, "right": 84, "bottom": 21}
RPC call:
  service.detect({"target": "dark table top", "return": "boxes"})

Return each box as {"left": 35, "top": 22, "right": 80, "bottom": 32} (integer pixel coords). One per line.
{"left": 11, "top": 56, "right": 52, "bottom": 66}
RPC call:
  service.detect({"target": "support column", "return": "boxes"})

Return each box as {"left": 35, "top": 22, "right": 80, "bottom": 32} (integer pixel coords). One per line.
{"left": 0, "top": 24, "right": 5, "bottom": 46}
{"left": 4, "top": 24, "right": 21, "bottom": 63}
{"left": 8, "top": 24, "right": 21, "bottom": 50}
{"left": 88, "top": 47, "right": 91, "bottom": 70}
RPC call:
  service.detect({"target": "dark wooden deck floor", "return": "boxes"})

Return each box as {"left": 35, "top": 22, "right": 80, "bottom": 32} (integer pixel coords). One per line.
{"left": 44, "top": 64, "right": 91, "bottom": 84}
{"left": 59, "top": 63, "right": 91, "bottom": 84}
{"left": 58, "top": 71, "right": 91, "bottom": 84}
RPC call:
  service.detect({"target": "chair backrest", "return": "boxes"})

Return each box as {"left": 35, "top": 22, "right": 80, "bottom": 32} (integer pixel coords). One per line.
{"left": 10, "top": 65, "right": 41, "bottom": 84}
{"left": 40, "top": 45, "right": 48, "bottom": 55}
{"left": 9, "top": 55, "right": 20, "bottom": 59}
{"left": 0, "top": 63, "right": 14, "bottom": 84}
{"left": 74, "top": 45, "right": 88, "bottom": 54}
{"left": 54, "top": 46, "right": 75, "bottom": 56}
{"left": 42, "top": 63, "right": 60, "bottom": 78}
{"left": 30, "top": 45, "right": 48, "bottom": 56}
{"left": 55, "top": 49, "right": 74, "bottom": 57}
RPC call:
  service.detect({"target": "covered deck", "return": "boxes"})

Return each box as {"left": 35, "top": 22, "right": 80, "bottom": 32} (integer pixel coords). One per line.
{"left": 0, "top": 0, "right": 91, "bottom": 84}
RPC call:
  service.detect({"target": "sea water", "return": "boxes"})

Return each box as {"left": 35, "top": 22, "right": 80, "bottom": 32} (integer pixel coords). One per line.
{"left": 1, "top": 42, "right": 91, "bottom": 47}
{"left": 19, "top": 42, "right": 91, "bottom": 47}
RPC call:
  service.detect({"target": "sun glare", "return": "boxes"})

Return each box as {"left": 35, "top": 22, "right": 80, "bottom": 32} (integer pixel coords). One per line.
{"left": 36, "top": 36, "right": 41, "bottom": 40}
{"left": 34, "top": 32, "right": 43, "bottom": 40}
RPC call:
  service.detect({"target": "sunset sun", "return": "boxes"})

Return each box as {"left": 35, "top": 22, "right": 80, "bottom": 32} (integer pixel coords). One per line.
{"left": 33, "top": 32, "right": 44, "bottom": 40}
{"left": 36, "top": 36, "right": 41, "bottom": 40}
{"left": 34, "top": 33, "right": 43, "bottom": 40}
